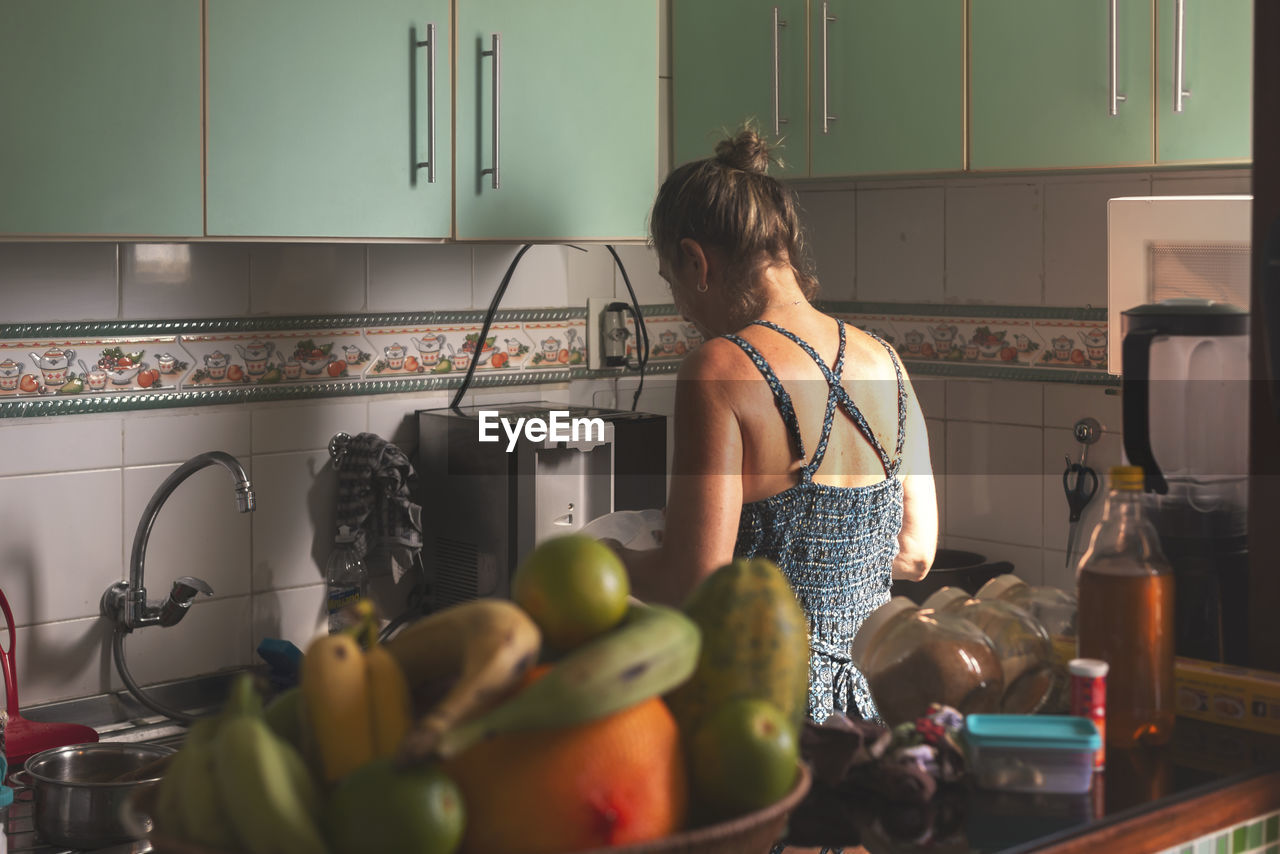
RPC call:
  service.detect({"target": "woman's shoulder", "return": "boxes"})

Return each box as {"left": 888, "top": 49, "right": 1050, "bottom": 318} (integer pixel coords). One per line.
{"left": 675, "top": 334, "right": 760, "bottom": 382}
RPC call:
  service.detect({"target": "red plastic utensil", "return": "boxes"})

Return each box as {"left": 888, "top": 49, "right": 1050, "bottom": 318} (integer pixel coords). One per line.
{"left": 1, "top": 587, "right": 99, "bottom": 769}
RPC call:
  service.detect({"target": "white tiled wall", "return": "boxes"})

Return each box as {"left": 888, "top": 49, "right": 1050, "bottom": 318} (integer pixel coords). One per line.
{"left": 0, "top": 243, "right": 659, "bottom": 707}
{"left": 795, "top": 165, "right": 1248, "bottom": 593}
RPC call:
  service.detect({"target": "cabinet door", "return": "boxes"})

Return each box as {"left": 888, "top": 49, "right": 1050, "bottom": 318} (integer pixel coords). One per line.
{"left": 810, "top": 0, "right": 963, "bottom": 176}
{"left": 206, "top": 0, "right": 452, "bottom": 238}
{"left": 1156, "top": 0, "right": 1252, "bottom": 164}
{"left": 454, "top": 0, "right": 657, "bottom": 241}
{"left": 672, "top": 0, "right": 807, "bottom": 178}
{"left": 0, "top": 1, "right": 202, "bottom": 237}
{"left": 970, "top": 0, "right": 1153, "bottom": 170}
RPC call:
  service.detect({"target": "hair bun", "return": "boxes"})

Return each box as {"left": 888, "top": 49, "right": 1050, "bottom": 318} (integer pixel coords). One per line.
{"left": 713, "top": 128, "right": 774, "bottom": 175}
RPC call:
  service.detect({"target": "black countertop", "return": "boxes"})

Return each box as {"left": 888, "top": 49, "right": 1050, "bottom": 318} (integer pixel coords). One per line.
{"left": 780, "top": 716, "right": 1280, "bottom": 853}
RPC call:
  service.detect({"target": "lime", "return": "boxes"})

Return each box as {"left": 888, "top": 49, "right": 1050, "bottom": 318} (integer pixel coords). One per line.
{"left": 512, "top": 534, "right": 631, "bottom": 652}
{"left": 689, "top": 698, "right": 799, "bottom": 820}
{"left": 325, "top": 758, "right": 465, "bottom": 854}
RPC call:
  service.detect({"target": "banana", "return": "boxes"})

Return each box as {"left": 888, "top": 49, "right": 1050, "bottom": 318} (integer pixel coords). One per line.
{"left": 150, "top": 743, "right": 192, "bottom": 840}
{"left": 426, "top": 601, "right": 700, "bottom": 761}
{"left": 175, "top": 718, "right": 243, "bottom": 851}
{"left": 302, "top": 630, "right": 374, "bottom": 782}
{"left": 213, "top": 711, "right": 328, "bottom": 854}
{"left": 365, "top": 643, "right": 412, "bottom": 757}
{"left": 387, "top": 598, "right": 542, "bottom": 763}
{"left": 301, "top": 600, "right": 415, "bottom": 781}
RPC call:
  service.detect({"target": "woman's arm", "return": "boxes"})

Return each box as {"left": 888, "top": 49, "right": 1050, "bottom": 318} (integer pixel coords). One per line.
{"left": 892, "top": 376, "right": 938, "bottom": 581}
{"left": 613, "top": 341, "right": 746, "bottom": 605}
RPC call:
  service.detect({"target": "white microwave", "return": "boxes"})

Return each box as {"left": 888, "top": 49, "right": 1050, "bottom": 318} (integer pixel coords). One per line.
{"left": 1106, "top": 195, "right": 1252, "bottom": 375}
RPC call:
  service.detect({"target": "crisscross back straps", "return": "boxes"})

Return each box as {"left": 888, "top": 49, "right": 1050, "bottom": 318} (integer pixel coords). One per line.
{"left": 722, "top": 333, "right": 807, "bottom": 462}
{"left": 753, "top": 320, "right": 906, "bottom": 478}
{"left": 749, "top": 319, "right": 845, "bottom": 481}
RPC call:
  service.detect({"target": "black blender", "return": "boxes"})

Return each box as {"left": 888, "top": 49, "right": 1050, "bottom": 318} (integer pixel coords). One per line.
{"left": 1121, "top": 299, "right": 1251, "bottom": 664}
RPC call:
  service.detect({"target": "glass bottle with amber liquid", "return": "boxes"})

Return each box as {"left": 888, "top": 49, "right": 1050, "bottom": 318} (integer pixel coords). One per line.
{"left": 1075, "top": 465, "right": 1175, "bottom": 747}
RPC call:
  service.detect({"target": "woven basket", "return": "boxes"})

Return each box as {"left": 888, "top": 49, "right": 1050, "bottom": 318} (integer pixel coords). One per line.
{"left": 128, "top": 762, "right": 811, "bottom": 854}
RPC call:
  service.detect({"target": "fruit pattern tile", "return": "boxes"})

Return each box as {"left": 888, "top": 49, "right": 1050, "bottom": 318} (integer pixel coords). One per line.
{"left": 0, "top": 335, "right": 187, "bottom": 397}
{"left": 0, "top": 307, "right": 1110, "bottom": 416}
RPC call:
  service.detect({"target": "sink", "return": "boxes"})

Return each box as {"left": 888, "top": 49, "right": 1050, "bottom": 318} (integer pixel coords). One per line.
{"left": 8, "top": 668, "right": 269, "bottom": 854}
{"left": 21, "top": 667, "right": 265, "bottom": 735}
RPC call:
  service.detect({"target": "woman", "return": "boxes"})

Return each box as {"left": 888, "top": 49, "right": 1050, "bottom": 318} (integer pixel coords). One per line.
{"left": 614, "top": 128, "right": 937, "bottom": 725}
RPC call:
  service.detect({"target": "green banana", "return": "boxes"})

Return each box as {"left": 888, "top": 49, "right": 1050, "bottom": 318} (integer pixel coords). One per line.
{"left": 431, "top": 601, "right": 700, "bottom": 760}
{"left": 214, "top": 714, "right": 327, "bottom": 854}
{"left": 175, "top": 718, "right": 243, "bottom": 851}
{"left": 150, "top": 745, "right": 192, "bottom": 840}
{"left": 212, "top": 675, "right": 328, "bottom": 854}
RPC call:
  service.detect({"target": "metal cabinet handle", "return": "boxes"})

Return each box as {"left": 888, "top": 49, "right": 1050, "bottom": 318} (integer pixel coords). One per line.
{"left": 772, "top": 7, "right": 788, "bottom": 135}
{"left": 413, "top": 23, "right": 437, "bottom": 183}
{"left": 821, "top": 1, "right": 837, "bottom": 134}
{"left": 481, "top": 33, "right": 501, "bottom": 190}
{"left": 1108, "top": 0, "right": 1127, "bottom": 116}
{"left": 1174, "top": 0, "right": 1191, "bottom": 112}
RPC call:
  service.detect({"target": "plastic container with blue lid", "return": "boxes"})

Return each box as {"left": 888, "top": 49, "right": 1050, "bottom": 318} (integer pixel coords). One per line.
{"left": 964, "top": 714, "right": 1100, "bottom": 793}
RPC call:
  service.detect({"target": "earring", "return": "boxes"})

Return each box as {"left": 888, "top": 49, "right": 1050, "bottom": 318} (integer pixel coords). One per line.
{"left": 696, "top": 281, "right": 708, "bottom": 293}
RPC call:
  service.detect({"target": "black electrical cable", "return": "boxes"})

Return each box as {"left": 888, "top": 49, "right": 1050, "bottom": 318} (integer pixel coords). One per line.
{"left": 605, "top": 245, "right": 649, "bottom": 411}
{"left": 450, "top": 243, "right": 533, "bottom": 411}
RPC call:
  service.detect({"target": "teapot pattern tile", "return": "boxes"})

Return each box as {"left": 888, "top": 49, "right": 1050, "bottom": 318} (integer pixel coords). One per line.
{"left": 0, "top": 305, "right": 1110, "bottom": 417}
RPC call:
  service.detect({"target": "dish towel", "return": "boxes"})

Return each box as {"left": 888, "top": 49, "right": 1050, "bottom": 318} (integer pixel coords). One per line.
{"left": 334, "top": 432, "right": 423, "bottom": 583}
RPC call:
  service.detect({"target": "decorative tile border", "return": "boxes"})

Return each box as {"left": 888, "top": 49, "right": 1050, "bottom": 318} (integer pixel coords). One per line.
{"left": 0, "top": 303, "right": 1116, "bottom": 418}
{"left": 1155, "top": 809, "right": 1280, "bottom": 854}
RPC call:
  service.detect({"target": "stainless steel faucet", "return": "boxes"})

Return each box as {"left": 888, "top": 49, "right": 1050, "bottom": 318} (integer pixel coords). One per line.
{"left": 101, "top": 451, "right": 255, "bottom": 632}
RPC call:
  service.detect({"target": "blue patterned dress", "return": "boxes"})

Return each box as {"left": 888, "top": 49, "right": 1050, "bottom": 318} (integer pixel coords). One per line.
{"left": 724, "top": 318, "right": 907, "bottom": 725}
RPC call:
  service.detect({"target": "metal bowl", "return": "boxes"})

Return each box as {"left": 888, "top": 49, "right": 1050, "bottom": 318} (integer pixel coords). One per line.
{"left": 20, "top": 741, "right": 175, "bottom": 848}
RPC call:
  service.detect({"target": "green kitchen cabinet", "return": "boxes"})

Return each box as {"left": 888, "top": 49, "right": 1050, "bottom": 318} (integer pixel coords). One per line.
{"left": 672, "top": 0, "right": 807, "bottom": 178}
{"left": 453, "top": 0, "right": 658, "bottom": 241}
{"left": 1155, "top": 0, "right": 1252, "bottom": 164}
{"left": 0, "top": 1, "right": 202, "bottom": 237}
{"left": 206, "top": 0, "right": 452, "bottom": 238}
{"left": 809, "top": 0, "right": 964, "bottom": 176}
{"left": 970, "top": 0, "right": 1154, "bottom": 170}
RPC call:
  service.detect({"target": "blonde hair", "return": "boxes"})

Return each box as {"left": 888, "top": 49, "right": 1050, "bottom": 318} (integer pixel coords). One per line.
{"left": 649, "top": 126, "right": 818, "bottom": 330}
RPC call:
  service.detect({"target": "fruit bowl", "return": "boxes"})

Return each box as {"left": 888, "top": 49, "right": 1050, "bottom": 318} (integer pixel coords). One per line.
{"left": 123, "top": 762, "right": 811, "bottom": 854}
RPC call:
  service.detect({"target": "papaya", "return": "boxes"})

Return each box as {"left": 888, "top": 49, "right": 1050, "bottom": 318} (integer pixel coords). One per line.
{"left": 665, "top": 558, "right": 810, "bottom": 742}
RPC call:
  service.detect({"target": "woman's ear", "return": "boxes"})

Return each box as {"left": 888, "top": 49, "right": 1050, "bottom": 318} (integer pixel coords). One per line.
{"left": 678, "top": 238, "right": 710, "bottom": 286}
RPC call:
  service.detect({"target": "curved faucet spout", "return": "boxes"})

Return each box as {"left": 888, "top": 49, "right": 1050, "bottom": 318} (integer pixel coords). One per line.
{"left": 102, "top": 451, "right": 255, "bottom": 631}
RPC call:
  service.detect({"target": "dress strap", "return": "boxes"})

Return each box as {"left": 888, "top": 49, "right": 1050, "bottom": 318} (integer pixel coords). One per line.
{"left": 752, "top": 319, "right": 899, "bottom": 478}
{"left": 751, "top": 319, "right": 846, "bottom": 481}
{"left": 868, "top": 333, "right": 908, "bottom": 474}
{"left": 722, "top": 333, "right": 806, "bottom": 462}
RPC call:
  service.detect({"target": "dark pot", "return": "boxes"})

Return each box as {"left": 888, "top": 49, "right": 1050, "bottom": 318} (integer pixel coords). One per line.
{"left": 891, "top": 548, "right": 1014, "bottom": 604}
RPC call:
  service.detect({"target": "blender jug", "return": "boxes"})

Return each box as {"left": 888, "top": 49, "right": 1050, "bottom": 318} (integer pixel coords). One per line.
{"left": 1121, "top": 299, "right": 1250, "bottom": 663}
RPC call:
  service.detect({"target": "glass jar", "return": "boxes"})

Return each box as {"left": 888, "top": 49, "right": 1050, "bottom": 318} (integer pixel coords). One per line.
{"left": 850, "top": 596, "right": 1005, "bottom": 726}
{"left": 924, "top": 586, "right": 1056, "bottom": 714}
{"left": 976, "top": 575, "right": 1079, "bottom": 714}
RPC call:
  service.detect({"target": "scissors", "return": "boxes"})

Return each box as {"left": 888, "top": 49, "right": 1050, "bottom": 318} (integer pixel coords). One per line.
{"left": 1063, "top": 459, "right": 1099, "bottom": 567}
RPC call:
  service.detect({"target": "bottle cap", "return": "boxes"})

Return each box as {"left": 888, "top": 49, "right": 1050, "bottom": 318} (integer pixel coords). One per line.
{"left": 335, "top": 525, "right": 356, "bottom": 543}
{"left": 1068, "top": 658, "right": 1110, "bottom": 678}
{"left": 849, "top": 596, "right": 917, "bottom": 669}
{"left": 1109, "top": 465, "right": 1145, "bottom": 491}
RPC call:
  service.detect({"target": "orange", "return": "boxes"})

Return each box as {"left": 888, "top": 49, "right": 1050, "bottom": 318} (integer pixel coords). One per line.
{"left": 445, "top": 688, "right": 687, "bottom": 854}
{"left": 559, "top": 348, "right": 570, "bottom": 363}
{"left": 512, "top": 534, "right": 630, "bottom": 652}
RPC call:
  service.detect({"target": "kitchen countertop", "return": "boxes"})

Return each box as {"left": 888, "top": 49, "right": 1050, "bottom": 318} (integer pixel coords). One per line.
{"left": 779, "top": 716, "right": 1280, "bottom": 853}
